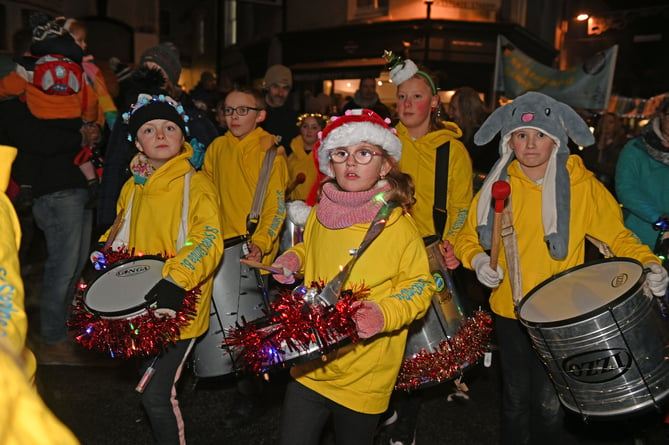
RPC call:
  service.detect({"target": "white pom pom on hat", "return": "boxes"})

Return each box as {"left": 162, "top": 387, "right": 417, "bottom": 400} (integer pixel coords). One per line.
{"left": 316, "top": 109, "right": 401, "bottom": 177}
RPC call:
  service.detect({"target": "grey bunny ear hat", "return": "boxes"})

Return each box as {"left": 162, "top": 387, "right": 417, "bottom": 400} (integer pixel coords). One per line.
{"left": 474, "top": 91, "right": 595, "bottom": 260}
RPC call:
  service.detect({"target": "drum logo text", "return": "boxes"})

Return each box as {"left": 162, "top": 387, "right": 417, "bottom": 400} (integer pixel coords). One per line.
{"left": 611, "top": 273, "right": 628, "bottom": 288}
{"left": 562, "top": 348, "right": 631, "bottom": 383}
{"left": 116, "top": 265, "right": 151, "bottom": 278}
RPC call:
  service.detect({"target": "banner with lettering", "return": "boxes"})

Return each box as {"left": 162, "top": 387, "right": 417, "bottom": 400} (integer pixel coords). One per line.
{"left": 493, "top": 35, "right": 618, "bottom": 110}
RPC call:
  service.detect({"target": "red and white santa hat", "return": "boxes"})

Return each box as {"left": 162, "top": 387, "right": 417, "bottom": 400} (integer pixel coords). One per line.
{"left": 316, "top": 108, "right": 401, "bottom": 176}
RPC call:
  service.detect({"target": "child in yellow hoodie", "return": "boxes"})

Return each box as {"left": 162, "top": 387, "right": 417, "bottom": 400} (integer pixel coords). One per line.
{"left": 96, "top": 94, "right": 223, "bottom": 444}
{"left": 271, "top": 109, "right": 435, "bottom": 445}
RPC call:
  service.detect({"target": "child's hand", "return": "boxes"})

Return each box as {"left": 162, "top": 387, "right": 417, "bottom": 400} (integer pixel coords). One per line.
{"left": 352, "top": 300, "right": 384, "bottom": 338}
{"left": 245, "top": 243, "right": 262, "bottom": 262}
{"left": 472, "top": 252, "right": 504, "bottom": 288}
{"left": 645, "top": 262, "right": 669, "bottom": 297}
{"left": 271, "top": 252, "right": 300, "bottom": 284}
{"left": 441, "top": 240, "right": 460, "bottom": 270}
{"left": 144, "top": 278, "right": 186, "bottom": 318}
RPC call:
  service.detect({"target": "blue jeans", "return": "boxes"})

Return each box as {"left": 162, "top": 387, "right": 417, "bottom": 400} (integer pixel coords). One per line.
{"left": 32, "top": 188, "right": 92, "bottom": 344}
{"left": 496, "top": 315, "right": 566, "bottom": 445}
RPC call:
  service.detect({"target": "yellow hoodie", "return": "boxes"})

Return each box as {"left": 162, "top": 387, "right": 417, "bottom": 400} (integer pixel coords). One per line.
{"left": 100, "top": 143, "right": 224, "bottom": 339}
{"left": 396, "top": 121, "right": 473, "bottom": 243}
{"left": 456, "top": 155, "right": 659, "bottom": 319}
{"left": 202, "top": 127, "right": 289, "bottom": 265}
{"left": 287, "top": 207, "right": 434, "bottom": 414}
{"left": 0, "top": 145, "right": 78, "bottom": 444}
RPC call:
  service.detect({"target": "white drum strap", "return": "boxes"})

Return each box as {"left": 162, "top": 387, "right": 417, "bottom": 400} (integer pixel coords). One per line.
{"left": 110, "top": 169, "right": 193, "bottom": 251}
{"left": 500, "top": 202, "right": 524, "bottom": 306}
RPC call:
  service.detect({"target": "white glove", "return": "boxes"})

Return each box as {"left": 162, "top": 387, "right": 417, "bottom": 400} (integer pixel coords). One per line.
{"left": 645, "top": 262, "right": 669, "bottom": 297}
{"left": 472, "top": 252, "right": 504, "bottom": 288}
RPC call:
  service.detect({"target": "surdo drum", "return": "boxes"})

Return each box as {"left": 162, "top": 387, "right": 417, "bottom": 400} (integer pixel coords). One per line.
{"left": 518, "top": 258, "right": 669, "bottom": 419}
{"left": 192, "top": 237, "right": 268, "bottom": 377}
{"left": 401, "top": 237, "right": 471, "bottom": 386}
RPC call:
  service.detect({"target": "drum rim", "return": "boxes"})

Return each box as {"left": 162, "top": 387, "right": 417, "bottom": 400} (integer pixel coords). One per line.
{"left": 517, "top": 257, "right": 644, "bottom": 327}
{"left": 83, "top": 255, "right": 166, "bottom": 317}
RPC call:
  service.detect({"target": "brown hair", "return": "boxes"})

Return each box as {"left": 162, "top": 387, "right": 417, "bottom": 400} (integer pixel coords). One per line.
{"left": 225, "top": 86, "right": 266, "bottom": 109}
{"left": 450, "top": 87, "right": 490, "bottom": 144}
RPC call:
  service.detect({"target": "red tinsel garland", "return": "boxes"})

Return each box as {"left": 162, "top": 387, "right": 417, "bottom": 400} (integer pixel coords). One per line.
{"left": 395, "top": 310, "right": 493, "bottom": 391}
{"left": 224, "top": 282, "right": 366, "bottom": 374}
{"left": 68, "top": 249, "right": 200, "bottom": 358}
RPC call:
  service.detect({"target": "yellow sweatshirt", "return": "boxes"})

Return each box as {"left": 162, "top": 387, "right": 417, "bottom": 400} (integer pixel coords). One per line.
{"left": 287, "top": 135, "right": 318, "bottom": 201}
{"left": 202, "top": 127, "right": 289, "bottom": 264}
{"left": 100, "top": 143, "right": 224, "bottom": 339}
{"left": 455, "top": 155, "right": 660, "bottom": 319}
{"left": 287, "top": 207, "right": 434, "bottom": 414}
{"left": 396, "top": 121, "right": 473, "bottom": 243}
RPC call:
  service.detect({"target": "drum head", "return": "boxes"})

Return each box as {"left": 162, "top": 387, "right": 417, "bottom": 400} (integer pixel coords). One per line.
{"left": 84, "top": 256, "right": 165, "bottom": 318}
{"left": 519, "top": 258, "right": 643, "bottom": 325}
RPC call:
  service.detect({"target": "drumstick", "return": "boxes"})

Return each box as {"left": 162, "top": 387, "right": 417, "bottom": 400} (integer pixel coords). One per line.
{"left": 285, "top": 173, "right": 306, "bottom": 197}
{"left": 240, "top": 258, "right": 303, "bottom": 280}
{"left": 490, "top": 180, "right": 511, "bottom": 270}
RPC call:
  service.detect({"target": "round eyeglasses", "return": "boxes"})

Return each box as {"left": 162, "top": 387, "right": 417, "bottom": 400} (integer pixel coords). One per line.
{"left": 329, "top": 148, "right": 384, "bottom": 165}
{"left": 223, "top": 106, "right": 261, "bottom": 116}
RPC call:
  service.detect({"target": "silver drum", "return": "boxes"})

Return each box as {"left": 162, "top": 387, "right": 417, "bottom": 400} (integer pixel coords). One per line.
{"left": 192, "top": 238, "right": 268, "bottom": 377}
{"left": 518, "top": 258, "right": 669, "bottom": 419}
{"left": 401, "top": 237, "right": 470, "bottom": 387}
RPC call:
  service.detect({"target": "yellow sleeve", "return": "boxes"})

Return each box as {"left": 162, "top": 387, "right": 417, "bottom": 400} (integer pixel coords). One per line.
{"left": 444, "top": 139, "right": 473, "bottom": 245}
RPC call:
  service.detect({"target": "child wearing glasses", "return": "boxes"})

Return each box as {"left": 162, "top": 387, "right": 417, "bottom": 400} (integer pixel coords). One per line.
{"left": 271, "top": 109, "right": 435, "bottom": 445}
{"left": 200, "top": 86, "right": 290, "bottom": 426}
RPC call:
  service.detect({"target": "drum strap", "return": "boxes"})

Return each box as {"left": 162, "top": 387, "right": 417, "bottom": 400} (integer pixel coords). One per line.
{"left": 318, "top": 201, "right": 398, "bottom": 306}
{"left": 500, "top": 201, "right": 524, "bottom": 306}
{"left": 432, "top": 141, "right": 450, "bottom": 238}
{"left": 247, "top": 145, "right": 278, "bottom": 236}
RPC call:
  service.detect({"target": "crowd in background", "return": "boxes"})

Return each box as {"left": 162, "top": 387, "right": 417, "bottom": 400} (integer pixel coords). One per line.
{"left": 2, "top": 12, "right": 669, "bottom": 445}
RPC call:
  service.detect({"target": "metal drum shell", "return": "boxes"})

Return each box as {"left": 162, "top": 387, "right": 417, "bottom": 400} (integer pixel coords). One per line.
{"left": 402, "top": 238, "right": 470, "bottom": 386}
{"left": 518, "top": 258, "right": 669, "bottom": 419}
{"left": 192, "top": 238, "right": 268, "bottom": 378}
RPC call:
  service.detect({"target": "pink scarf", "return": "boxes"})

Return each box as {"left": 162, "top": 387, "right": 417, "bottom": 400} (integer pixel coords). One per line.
{"left": 316, "top": 182, "right": 392, "bottom": 229}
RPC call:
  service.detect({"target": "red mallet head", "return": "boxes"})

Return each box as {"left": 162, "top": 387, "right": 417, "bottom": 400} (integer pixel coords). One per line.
{"left": 295, "top": 173, "right": 306, "bottom": 184}
{"left": 492, "top": 180, "right": 510, "bottom": 213}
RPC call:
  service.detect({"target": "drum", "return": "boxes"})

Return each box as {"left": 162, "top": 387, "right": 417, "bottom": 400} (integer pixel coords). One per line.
{"left": 518, "top": 258, "right": 669, "bottom": 419}
{"left": 83, "top": 256, "right": 165, "bottom": 319}
{"left": 242, "top": 315, "right": 352, "bottom": 371}
{"left": 400, "top": 237, "right": 471, "bottom": 387}
{"left": 192, "top": 238, "right": 268, "bottom": 378}
{"left": 72, "top": 255, "right": 198, "bottom": 358}
{"left": 279, "top": 216, "right": 304, "bottom": 254}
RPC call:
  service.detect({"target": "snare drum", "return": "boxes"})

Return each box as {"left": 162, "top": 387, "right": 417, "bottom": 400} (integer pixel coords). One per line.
{"left": 71, "top": 255, "right": 196, "bottom": 358}
{"left": 192, "top": 238, "right": 268, "bottom": 378}
{"left": 518, "top": 258, "right": 669, "bottom": 419}
{"left": 242, "top": 316, "right": 352, "bottom": 371}
{"left": 400, "top": 237, "right": 471, "bottom": 388}
{"left": 83, "top": 256, "right": 165, "bottom": 319}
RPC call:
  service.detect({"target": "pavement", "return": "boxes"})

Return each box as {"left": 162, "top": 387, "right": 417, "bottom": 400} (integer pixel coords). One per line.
{"left": 19, "top": 235, "right": 669, "bottom": 445}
